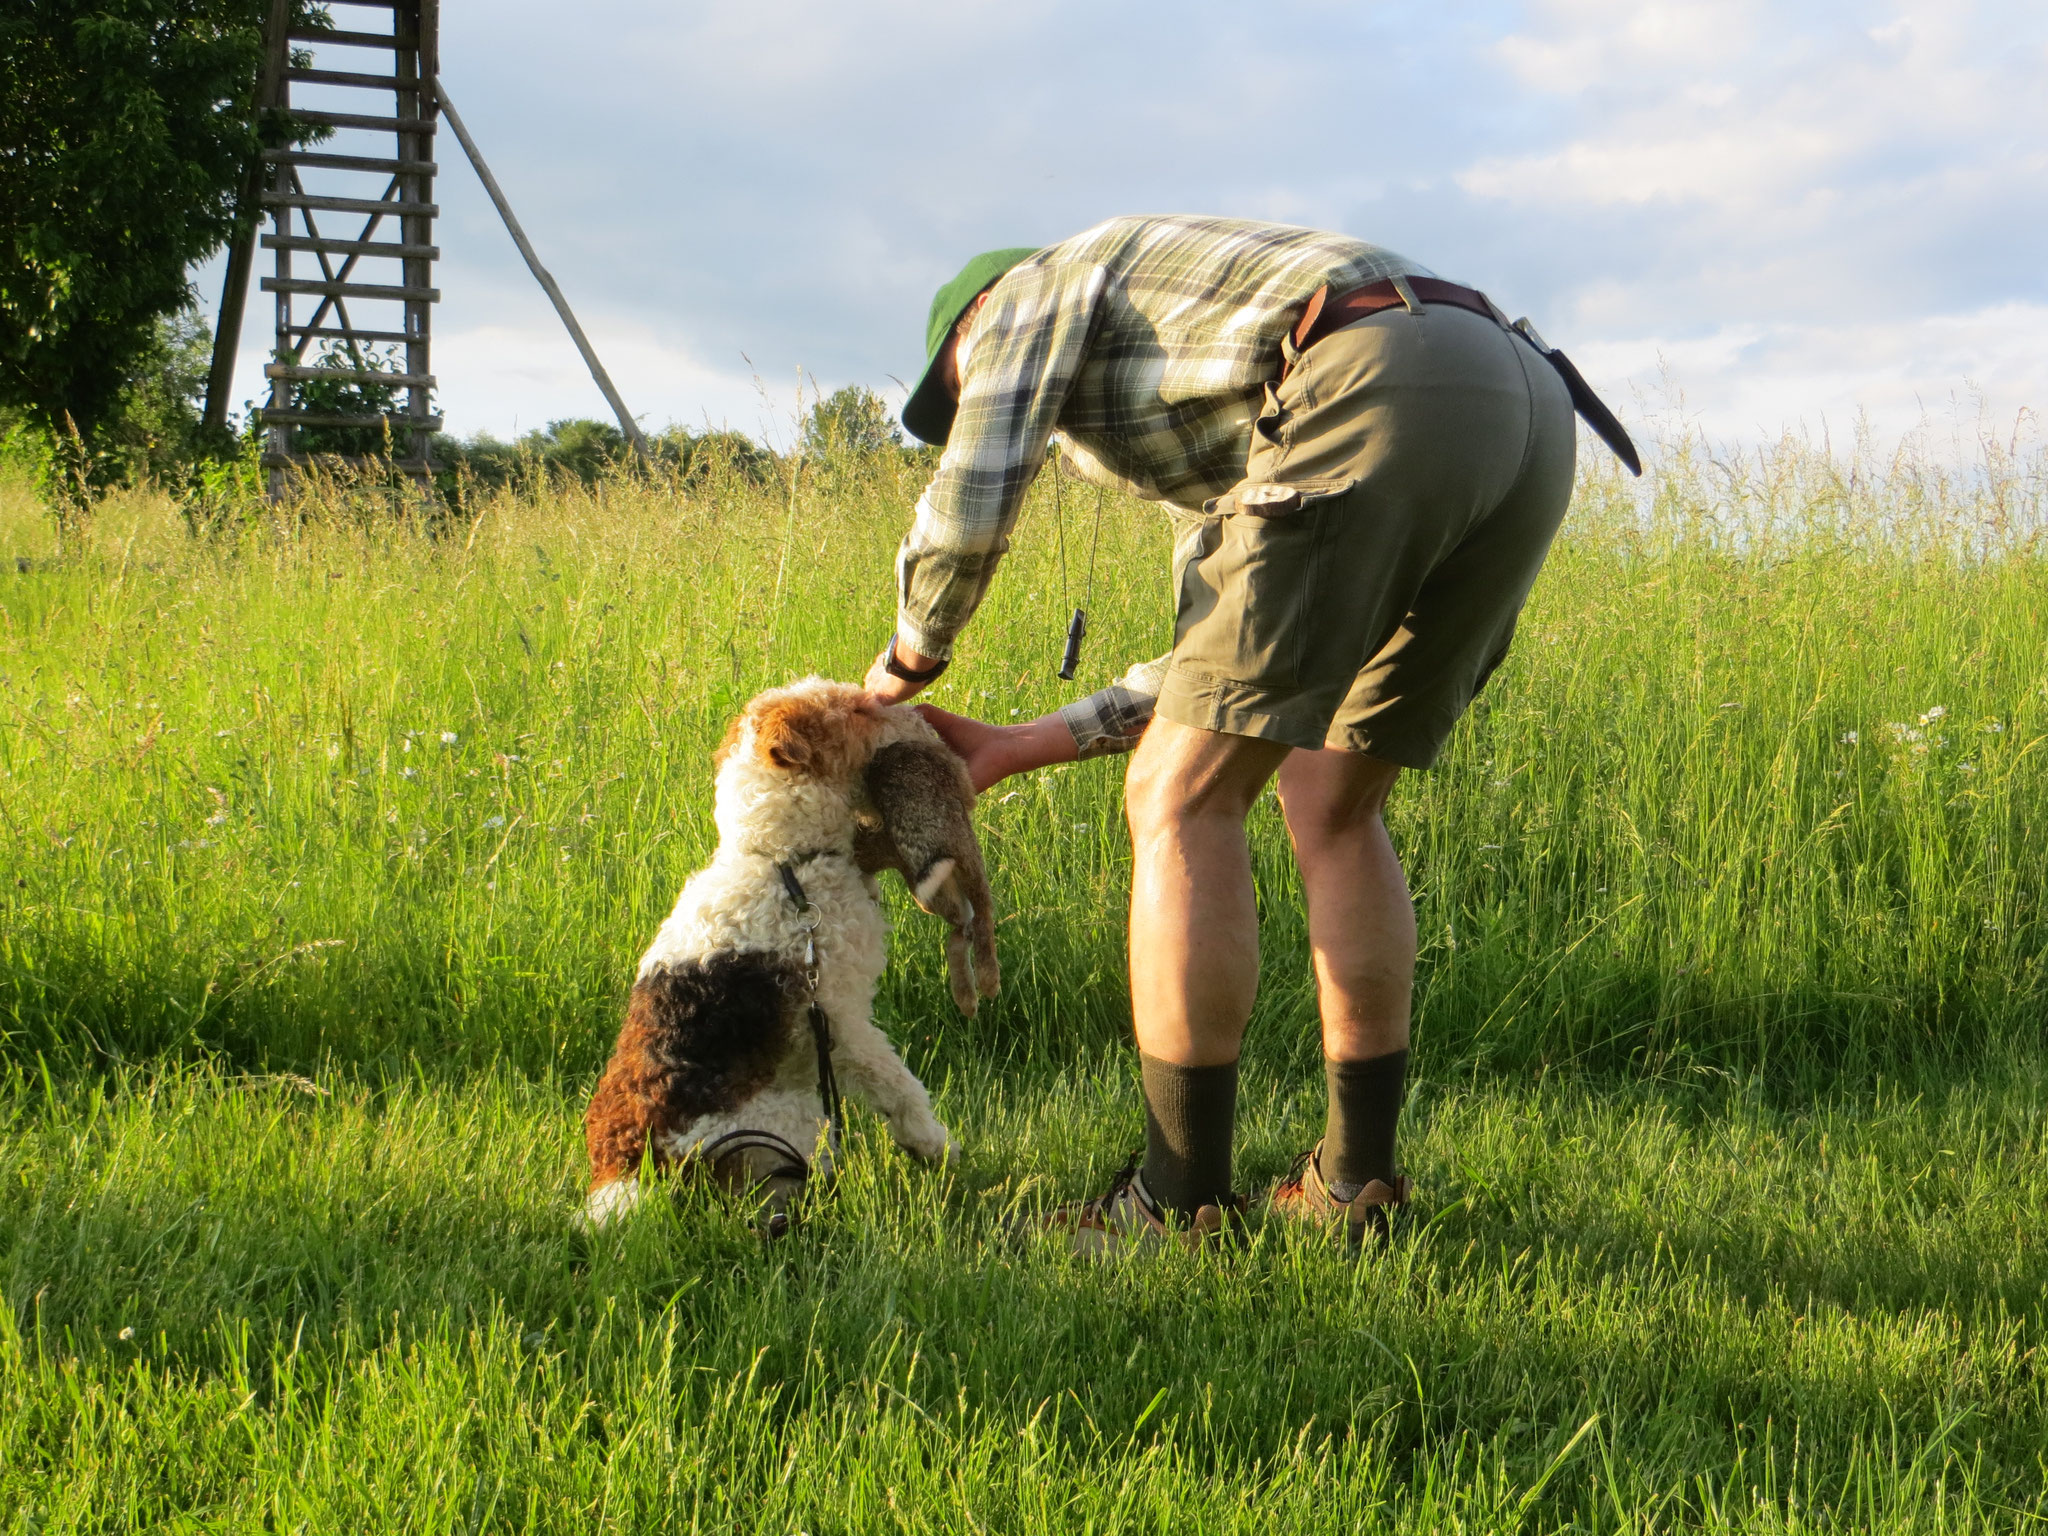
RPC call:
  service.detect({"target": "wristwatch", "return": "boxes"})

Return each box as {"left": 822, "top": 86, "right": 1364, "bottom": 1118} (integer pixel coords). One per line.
{"left": 881, "top": 636, "right": 949, "bottom": 684}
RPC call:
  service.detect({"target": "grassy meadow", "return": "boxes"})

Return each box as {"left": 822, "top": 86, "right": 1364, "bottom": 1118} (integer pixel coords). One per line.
{"left": 1, "top": 425, "right": 2045, "bottom": 1532}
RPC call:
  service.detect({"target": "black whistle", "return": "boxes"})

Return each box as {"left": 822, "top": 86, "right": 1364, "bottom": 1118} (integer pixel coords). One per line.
{"left": 1057, "top": 607, "right": 1088, "bottom": 680}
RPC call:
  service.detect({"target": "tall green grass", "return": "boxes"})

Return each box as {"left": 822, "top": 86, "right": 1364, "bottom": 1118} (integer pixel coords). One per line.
{"left": 2, "top": 432, "right": 2041, "bottom": 1079}
{"left": 0, "top": 429, "right": 2044, "bottom": 1531}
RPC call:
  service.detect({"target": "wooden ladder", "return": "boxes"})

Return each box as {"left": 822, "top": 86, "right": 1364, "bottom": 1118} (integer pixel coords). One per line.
{"left": 256, "top": 0, "right": 440, "bottom": 492}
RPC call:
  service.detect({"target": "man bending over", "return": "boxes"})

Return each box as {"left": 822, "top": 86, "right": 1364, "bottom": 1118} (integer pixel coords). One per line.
{"left": 866, "top": 215, "right": 1604, "bottom": 1253}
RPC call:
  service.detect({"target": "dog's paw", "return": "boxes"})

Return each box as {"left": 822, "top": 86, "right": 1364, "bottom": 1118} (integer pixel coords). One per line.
{"left": 898, "top": 1120, "right": 960, "bottom": 1169}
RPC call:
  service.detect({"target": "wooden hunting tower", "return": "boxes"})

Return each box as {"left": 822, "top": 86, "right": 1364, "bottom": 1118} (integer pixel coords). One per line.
{"left": 205, "top": 0, "right": 646, "bottom": 490}
{"left": 247, "top": 0, "right": 441, "bottom": 491}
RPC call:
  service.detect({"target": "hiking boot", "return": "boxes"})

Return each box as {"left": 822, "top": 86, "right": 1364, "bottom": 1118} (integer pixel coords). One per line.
{"left": 1045, "top": 1154, "right": 1247, "bottom": 1258}
{"left": 697, "top": 1130, "right": 811, "bottom": 1239}
{"left": 1268, "top": 1141, "right": 1410, "bottom": 1251}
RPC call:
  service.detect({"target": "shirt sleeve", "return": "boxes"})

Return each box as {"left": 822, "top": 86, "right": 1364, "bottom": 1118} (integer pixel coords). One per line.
{"left": 1058, "top": 654, "right": 1168, "bottom": 758}
{"left": 894, "top": 263, "right": 1108, "bottom": 659}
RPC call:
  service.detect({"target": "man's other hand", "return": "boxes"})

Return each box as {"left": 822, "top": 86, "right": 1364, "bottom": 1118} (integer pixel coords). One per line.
{"left": 915, "top": 703, "right": 1081, "bottom": 793}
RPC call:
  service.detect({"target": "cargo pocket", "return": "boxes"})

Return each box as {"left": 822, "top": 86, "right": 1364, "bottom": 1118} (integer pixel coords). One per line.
{"left": 1173, "top": 478, "right": 1356, "bottom": 692}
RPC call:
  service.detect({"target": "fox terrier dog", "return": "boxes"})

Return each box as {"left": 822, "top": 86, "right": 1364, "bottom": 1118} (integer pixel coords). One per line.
{"left": 582, "top": 677, "right": 997, "bottom": 1227}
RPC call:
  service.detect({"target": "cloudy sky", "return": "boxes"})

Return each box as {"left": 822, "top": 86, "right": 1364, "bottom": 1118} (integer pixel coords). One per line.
{"left": 196, "top": 0, "right": 2048, "bottom": 453}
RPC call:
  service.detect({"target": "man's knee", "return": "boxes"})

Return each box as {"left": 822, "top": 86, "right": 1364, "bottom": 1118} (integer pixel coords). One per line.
{"left": 1276, "top": 751, "right": 1401, "bottom": 848}
{"left": 1124, "top": 719, "right": 1286, "bottom": 835}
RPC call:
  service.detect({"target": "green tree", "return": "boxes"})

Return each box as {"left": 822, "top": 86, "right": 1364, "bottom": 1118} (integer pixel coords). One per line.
{"left": 0, "top": 1, "right": 285, "bottom": 458}
{"left": 800, "top": 384, "right": 903, "bottom": 459}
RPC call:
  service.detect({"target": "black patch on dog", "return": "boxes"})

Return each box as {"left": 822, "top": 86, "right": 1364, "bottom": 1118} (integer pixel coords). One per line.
{"left": 584, "top": 949, "right": 805, "bottom": 1182}
{"left": 631, "top": 952, "right": 803, "bottom": 1119}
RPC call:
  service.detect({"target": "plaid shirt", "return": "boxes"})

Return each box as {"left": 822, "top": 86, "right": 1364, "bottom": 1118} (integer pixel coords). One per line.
{"left": 894, "top": 215, "right": 1429, "bottom": 756}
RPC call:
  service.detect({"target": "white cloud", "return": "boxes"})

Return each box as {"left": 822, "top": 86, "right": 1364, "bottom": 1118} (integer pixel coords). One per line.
{"left": 1578, "top": 302, "right": 2048, "bottom": 449}
{"left": 187, "top": 0, "right": 2048, "bottom": 456}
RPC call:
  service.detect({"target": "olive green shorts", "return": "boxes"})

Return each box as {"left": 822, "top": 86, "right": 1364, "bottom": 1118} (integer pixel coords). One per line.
{"left": 1154, "top": 302, "right": 1577, "bottom": 767}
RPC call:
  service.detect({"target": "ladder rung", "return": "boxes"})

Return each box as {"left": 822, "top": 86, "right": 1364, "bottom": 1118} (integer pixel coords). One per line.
{"left": 260, "top": 192, "right": 437, "bottom": 216}
{"left": 262, "top": 277, "right": 440, "bottom": 301}
{"left": 263, "top": 235, "right": 438, "bottom": 259}
{"left": 261, "top": 454, "right": 435, "bottom": 472}
{"left": 288, "top": 326, "right": 420, "bottom": 344}
{"left": 288, "top": 109, "right": 434, "bottom": 134}
{"left": 287, "top": 67, "right": 425, "bottom": 92}
{"left": 266, "top": 364, "right": 436, "bottom": 387}
{"left": 259, "top": 409, "right": 444, "bottom": 430}
{"left": 287, "top": 26, "right": 402, "bottom": 48}
{"left": 264, "top": 150, "right": 433, "bottom": 175}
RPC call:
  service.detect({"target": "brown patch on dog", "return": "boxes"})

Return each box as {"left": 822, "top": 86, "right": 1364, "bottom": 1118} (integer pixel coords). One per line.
{"left": 584, "top": 951, "right": 806, "bottom": 1187}
{"left": 747, "top": 682, "right": 885, "bottom": 784}
{"left": 711, "top": 713, "right": 745, "bottom": 767}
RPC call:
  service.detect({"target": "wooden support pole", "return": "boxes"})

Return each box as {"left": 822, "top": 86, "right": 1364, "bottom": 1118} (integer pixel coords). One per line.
{"left": 203, "top": 169, "right": 261, "bottom": 436}
{"left": 432, "top": 78, "right": 652, "bottom": 465}
{"left": 203, "top": 0, "right": 290, "bottom": 437}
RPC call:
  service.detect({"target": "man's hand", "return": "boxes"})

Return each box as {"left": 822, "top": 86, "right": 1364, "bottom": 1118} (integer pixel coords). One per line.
{"left": 864, "top": 637, "right": 944, "bottom": 705}
{"left": 915, "top": 703, "right": 1081, "bottom": 793}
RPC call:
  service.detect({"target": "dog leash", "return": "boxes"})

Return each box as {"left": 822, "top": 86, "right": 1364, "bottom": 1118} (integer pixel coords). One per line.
{"left": 776, "top": 858, "right": 846, "bottom": 1160}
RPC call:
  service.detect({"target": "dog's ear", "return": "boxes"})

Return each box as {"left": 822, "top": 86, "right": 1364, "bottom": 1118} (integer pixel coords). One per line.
{"left": 711, "top": 713, "right": 745, "bottom": 768}
{"left": 748, "top": 685, "right": 883, "bottom": 782}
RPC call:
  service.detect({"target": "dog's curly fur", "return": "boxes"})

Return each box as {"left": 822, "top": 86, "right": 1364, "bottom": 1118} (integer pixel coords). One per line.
{"left": 582, "top": 677, "right": 991, "bottom": 1226}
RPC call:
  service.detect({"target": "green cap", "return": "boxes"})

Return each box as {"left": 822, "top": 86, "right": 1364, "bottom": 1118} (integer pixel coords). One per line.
{"left": 901, "top": 246, "right": 1041, "bottom": 447}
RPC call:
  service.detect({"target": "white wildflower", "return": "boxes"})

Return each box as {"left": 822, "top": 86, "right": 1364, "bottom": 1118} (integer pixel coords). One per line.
{"left": 1839, "top": 731, "right": 1859, "bottom": 745}
{"left": 483, "top": 815, "right": 505, "bottom": 829}
{"left": 1984, "top": 721, "right": 2006, "bottom": 734}
{"left": 401, "top": 767, "right": 417, "bottom": 779}
{"left": 1959, "top": 761, "right": 1977, "bottom": 774}
{"left": 1919, "top": 705, "right": 1947, "bottom": 723}
{"left": 440, "top": 731, "right": 459, "bottom": 746}
{"left": 206, "top": 813, "right": 227, "bottom": 827}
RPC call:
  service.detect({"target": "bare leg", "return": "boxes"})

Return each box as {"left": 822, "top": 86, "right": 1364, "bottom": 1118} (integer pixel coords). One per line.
{"left": 1274, "top": 748, "right": 1412, "bottom": 1060}
{"left": 1123, "top": 717, "right": 1293, "bottom": 1066}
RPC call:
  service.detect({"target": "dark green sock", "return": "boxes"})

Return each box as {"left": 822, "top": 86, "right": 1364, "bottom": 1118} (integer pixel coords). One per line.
{"left": 1323, "top": 1048, "right": 1409, "bottom": 1192}
{"left": 1139, "top": 1052, "right": 1238, "bottom": 1217}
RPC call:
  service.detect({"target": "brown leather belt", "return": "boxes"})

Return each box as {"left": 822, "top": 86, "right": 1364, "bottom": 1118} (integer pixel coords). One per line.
{"left": 1290, "top": 274, "right": 1500, "bottom": 356}
{"left": 1284, "top": 275, "right": 1642, "bottom": 476}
